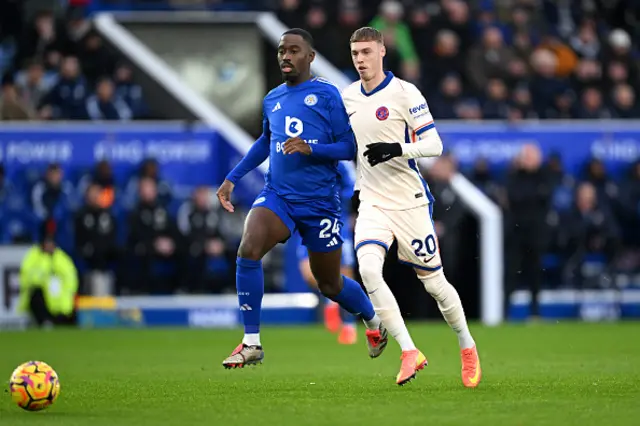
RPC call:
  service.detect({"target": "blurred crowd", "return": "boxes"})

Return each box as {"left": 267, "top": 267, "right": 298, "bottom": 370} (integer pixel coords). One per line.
{"left": 424, "top": 145, "right": 640, "bottom": 315}
{"left": 275, "top": 0, "right": 640, "bottom": 120}
{"left": 0, "top": 1, "right": 147, "bottom": 121}
{"left": 1, "top": 158, "right": 247, "bottom": 296}
{"left": 5, "top": 0, "right": 638, "bottom": 121}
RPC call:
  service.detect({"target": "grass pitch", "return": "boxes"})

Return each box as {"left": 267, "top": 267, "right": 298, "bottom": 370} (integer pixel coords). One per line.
{"left": 1, "top": 322, "right": 639, "bottom": 426}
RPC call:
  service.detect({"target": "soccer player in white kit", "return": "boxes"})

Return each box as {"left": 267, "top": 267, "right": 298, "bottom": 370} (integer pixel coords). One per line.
{"left": 342, "top": 27, "right": 481, "bottom": 387}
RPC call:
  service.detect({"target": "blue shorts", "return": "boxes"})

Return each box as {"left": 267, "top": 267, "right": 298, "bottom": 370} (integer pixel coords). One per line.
{"left": 252, "top": 188, "right": 343, "bottom": 253}
{"left": 296, "top": 215, "right": 354, "bottom": 267}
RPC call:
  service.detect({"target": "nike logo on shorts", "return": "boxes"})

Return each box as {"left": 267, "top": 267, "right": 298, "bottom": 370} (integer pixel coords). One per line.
{"left": 423, "top": 254, "right": 436, "bottom": 263}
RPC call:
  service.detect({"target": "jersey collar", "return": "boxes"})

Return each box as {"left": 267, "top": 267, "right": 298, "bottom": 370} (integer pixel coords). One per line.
{"left": 283, "top": 76, "right": 317, "bottom": 91}
{"left": 360, "top": 71, "right": 394, "bottom": 97}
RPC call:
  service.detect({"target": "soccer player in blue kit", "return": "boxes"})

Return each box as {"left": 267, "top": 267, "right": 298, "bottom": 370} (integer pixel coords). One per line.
{"left": 216, "top": 29, "right": 387, "bottom": 368}
{"left": 297, "top": 161, "right": 358, "bottom": 345}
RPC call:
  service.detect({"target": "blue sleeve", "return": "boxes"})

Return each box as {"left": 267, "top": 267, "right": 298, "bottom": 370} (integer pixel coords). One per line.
{"left": 309, "top": 93, "right": 356, "bottom": 161}
{"left": 338, "top": 162, "right": 355, "bottom": 196}
{"left": 225, "top": 114, "right": 270, "bottom": 184}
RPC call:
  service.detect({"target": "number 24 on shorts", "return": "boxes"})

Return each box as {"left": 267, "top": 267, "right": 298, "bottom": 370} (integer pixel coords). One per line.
{"left": 412, "top": 234, "right": 437, "bottom": 257}
{"left": 319, "top": 218, "right": 341, "bottom": 238}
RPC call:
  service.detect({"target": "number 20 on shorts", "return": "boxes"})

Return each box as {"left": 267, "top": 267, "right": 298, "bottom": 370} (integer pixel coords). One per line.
{"left": 411, "top": 234, "right": 437, "bottom": 257}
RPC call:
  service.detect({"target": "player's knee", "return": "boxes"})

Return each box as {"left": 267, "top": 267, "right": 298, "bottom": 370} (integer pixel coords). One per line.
{"left": 358, "top": 259, "right": 381, "bottom": 284}
{"left": 419, "top": 270, "right": 447, "bottom": 297}
{"left": 316, "top": 277, "right": 342, "bottom": 297}
{"left": 357, "top": 248, "right": 385, "bottom": 288}
{"left": 237, "top": 239, "right": 264, "bottom": 261}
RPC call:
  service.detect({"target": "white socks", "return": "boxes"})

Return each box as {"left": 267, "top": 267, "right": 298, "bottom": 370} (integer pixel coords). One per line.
{"left": 242, "top": 333, "right": 261, "bottom": 347}
{"left": 363, "top": 315, "right": 382, "bottom": 331}
{"left": 419, "top": 271, "right": 475, "bottom": 349}
{"left": 358, "top": 245, "right": 416, "bottom": 351}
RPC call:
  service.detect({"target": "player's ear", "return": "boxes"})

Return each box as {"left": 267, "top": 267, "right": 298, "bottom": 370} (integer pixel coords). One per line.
{"left": 380, "top": 44, "right": 386, "bottom": 58}
{"left": 309, "top": 49, "right": 316, "bottom": 63}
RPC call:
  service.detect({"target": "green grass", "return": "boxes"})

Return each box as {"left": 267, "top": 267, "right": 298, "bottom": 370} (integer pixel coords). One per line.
{"left": 1, "top": 322, "right": 639, "bottom": 426}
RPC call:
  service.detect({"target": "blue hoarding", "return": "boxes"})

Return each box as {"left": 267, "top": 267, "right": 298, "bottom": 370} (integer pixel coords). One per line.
{"left": 3, "top": 120, "right": 638, "bottom": 193}
{"left": 4, "top": 121, "right": 640, "bottom": 323}
{"left": 0, "top": 123, "right": 219, "bottom": 186}
{"left": 437, "top": 121, "right": 640, "bottom": 176}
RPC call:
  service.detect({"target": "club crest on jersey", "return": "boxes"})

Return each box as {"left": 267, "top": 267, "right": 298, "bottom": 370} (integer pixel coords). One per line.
{"left": 375, "top": 106, "right": 389, "bottom": 121}
{"left": 304, "top": 94, "right": 318, "bottom": 106}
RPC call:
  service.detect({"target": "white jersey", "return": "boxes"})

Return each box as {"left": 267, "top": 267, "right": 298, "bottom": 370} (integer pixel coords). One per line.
{"left": 342, "top": 72, "right": 440, "bottom": 210}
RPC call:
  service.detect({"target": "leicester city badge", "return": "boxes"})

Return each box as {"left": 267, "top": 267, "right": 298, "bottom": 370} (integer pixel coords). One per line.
{"left": 304, "top": 94, "right": 318, "bottom": 106}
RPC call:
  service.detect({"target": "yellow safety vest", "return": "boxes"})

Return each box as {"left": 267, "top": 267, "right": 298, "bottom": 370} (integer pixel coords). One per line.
{"left": 18, "top": 246, "right": 78, "bottom": 316}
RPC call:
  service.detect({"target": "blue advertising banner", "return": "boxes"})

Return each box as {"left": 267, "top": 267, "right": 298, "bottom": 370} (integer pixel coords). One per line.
{"left": 437, "top": 121, "right": 640, "bottom": 176}
{"left": 4, "top": 121, "right": 640, "bottom": 321}
{"left": 0, "top": 123, "right": 222, "bottom": 189}
{"left": 6, "top": 121, "right": 636, "bottom": 200}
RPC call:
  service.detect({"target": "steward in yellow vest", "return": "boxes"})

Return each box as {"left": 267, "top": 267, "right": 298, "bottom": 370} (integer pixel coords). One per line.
{"left": 18, "top": 220, "right": 78, "bottom": 327}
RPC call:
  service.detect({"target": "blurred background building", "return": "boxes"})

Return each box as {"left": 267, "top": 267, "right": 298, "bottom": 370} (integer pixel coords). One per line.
{"left": 1, "top": 0, "right": 639, "bottom": 328}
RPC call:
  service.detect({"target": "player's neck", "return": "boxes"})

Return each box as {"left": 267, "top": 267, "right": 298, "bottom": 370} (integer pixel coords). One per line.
{"left": 361, "top": 70, "right": 386, "bottom": 94}
{"left": 285, "top": 72, "right": 312, "bottom": 87}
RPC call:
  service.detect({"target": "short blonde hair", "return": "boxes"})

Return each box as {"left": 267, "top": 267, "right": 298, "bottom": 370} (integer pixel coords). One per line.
{"left": 350, "top": 27, "right": 384, "bottom": 44}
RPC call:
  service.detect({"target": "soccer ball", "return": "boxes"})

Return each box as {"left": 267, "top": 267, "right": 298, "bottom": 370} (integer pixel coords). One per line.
{"left": 9, "top": 361, "right": 60, "bottom": 411}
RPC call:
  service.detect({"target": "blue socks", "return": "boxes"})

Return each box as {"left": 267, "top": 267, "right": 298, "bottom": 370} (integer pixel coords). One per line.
{"left": 236, "top": 257, "right": 264, "bottom": 335}
{"left": 325, "top": 298, "right": 356, "bottom": 325}
{"left": 237, "top": 257, "right": 374, "bottom": 341}
{"left": 342, "top": 308, "right": 357, "bottom": 326}
{"left": 331, "top": 275, "right": 376, "bottom": 321}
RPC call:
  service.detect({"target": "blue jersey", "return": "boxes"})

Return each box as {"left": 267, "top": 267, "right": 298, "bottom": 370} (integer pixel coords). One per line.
{"left": 262, "top": 77, "right": 354, "bottom": 201}
{"left": 226, "top": 77, "right": 356, "bottom": 253}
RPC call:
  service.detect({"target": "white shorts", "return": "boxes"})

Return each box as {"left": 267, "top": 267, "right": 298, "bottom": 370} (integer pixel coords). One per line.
{"left": 354, "top": 203, "right": 442, "bottom": 272}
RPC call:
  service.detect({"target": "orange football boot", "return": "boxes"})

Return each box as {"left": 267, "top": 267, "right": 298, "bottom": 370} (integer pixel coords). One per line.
{"left": 396, "top": 349, "right": 428, "bottom": 386}
{"left": 338, "top": 325, "right": 357, "bottom": 345}
{"left": 324, "top": 302, "right": 342, "bottom": 333}
{"left": 461, "top": 346, "right": 481, "bottom": 388}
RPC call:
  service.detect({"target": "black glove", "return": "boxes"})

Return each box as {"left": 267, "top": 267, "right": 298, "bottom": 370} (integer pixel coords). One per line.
{"left": 351, "top": 190, "right": 360, "bottom": 213}
{"left": 363, "top": 142, "right": 402, "bottom": 166}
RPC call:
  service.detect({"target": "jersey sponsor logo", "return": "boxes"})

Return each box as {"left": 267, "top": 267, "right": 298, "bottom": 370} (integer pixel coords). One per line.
{"left": 304, "top": 94, "right": 318, "bottom": 106}
{"left": 409, "top": 103, "right": 428, "bottom": 115}
{"left": 285, "top": 116, "right": 304, "bottom": 138}
{"left": 276, "top": 139, "right": 318, "bottom": 153}
{"left": 375, "top": 106, "right": 389, "bottom": 121}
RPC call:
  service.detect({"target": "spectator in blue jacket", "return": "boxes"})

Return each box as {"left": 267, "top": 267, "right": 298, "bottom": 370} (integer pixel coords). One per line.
{"left": 39, "top": 55, "right": 87, "bottom": 119}
{"left": 31, "top": 163, "right": 71, "bottom": 220}
{"left": 85, "top": 77, "right": 132, "bottom": 121}
{"left": 114, "top": 62, "right": 146, "bottom": 118}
